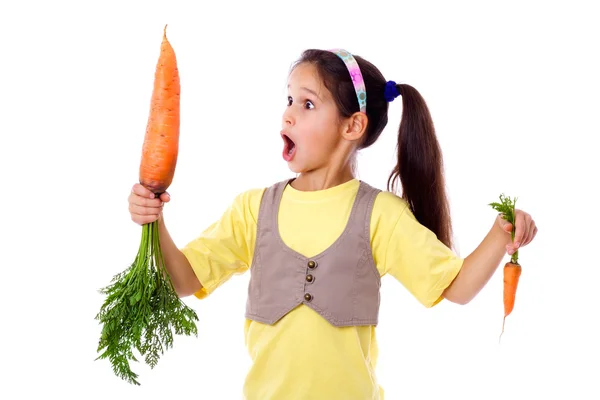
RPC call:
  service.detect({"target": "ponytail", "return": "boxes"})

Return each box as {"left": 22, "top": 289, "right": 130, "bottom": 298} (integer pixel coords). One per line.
{"left": 386, "top": 84, "right": 454, "bottom": 250}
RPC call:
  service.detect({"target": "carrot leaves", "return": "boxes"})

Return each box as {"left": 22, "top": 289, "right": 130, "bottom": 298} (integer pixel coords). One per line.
{"left": 95, "top": 221, "right": 199, "bottom": 385}
{"left": 489, "top": 193, "right": 519, "bottom": 264}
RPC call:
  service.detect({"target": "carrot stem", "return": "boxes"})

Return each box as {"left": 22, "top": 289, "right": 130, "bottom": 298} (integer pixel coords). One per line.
{"left": 510, "top": 225, "right": 519, "bottom": 264}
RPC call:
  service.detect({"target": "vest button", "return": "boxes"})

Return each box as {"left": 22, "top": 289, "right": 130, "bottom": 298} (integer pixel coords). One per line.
{"left": 304, "top": 293, "right": 313, "bottom": 301}
{"left": 307, "top": 260, "right": 317, "bottom": 269}
{"left": 306, "top": 274, "right": 313, "bottom": 282}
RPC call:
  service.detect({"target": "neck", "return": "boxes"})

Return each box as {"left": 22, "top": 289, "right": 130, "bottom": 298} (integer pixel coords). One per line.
{"left": 290, "top": 157, "right": 357, "bottom": 192}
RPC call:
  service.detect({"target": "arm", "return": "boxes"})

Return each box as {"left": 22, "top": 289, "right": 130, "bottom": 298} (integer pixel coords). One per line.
{"left": 157, "top": 214, "right": 203, "bottom": 298}
{"left": 379, "top": 192, "right": 537, "bottom": 308}
{"left": 442, "top": 214, "right": 513, "bottom": 305}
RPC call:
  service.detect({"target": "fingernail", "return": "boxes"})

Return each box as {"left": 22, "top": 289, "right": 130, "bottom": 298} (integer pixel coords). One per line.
{"left": 508, "top": 249, "right": 514, "bottom": 255}
{"left": 514, "top": 242, "right": 520, "bottom": 248}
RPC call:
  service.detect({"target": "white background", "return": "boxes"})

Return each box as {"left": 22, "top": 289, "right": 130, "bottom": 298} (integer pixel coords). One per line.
{"left": 2, "top": 0, "right": 599, "bottom": 399}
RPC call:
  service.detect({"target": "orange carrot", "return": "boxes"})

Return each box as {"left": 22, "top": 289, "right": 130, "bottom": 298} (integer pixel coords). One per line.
{"left": 139, "top": 24, "right": 180, "bottom": 195}
{"left": 96, "top": 25, "right": 197, "bottom": 386}
{"left": 489, "top": 193, "right": 523, "bottom": 342}
{"left": 500, "top": 261, "right": 521, "bottom": 339}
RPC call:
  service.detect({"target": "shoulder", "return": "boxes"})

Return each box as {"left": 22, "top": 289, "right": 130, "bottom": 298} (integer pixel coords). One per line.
{"left": 372, "top": 189, "right": 435, "bottom": 238}
{"left": 229, "top": 178, "right": 291, "bottom": 224}
{"left": 371, "top": 188, "right": 411, "bottom": 223}
{"left": 229, "top": 186, "right": 267, "bottom": 224}
{"left": 232, "top": 186, "right": 267, "bottom": 205}
{"left": 368, "top": 187, "right": 410, "bottom": 246}
{"left": 368, "top": 189, "right": 412, "bottom": 275}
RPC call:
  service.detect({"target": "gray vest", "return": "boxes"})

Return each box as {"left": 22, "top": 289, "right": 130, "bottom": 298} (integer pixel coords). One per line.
{"left": 245, "top": 178, "right": 382, "bottom": 327}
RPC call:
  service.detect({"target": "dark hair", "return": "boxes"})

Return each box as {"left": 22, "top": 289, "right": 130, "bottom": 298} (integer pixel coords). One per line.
{"left": 291, "top": 49, "right": 454, "bottom": 250}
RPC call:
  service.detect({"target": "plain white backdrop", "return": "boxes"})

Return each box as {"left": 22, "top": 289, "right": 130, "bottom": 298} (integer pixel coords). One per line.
{"left": 1, "top": 0, "right": 599, "bottom": 399}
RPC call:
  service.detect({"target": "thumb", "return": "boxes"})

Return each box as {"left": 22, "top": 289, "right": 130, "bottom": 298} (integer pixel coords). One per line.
{"left": 160, "top": 192, "right": 171, "bottom": 203}
{"left": 496, "top": 215, "right": 512, "bottom": 233}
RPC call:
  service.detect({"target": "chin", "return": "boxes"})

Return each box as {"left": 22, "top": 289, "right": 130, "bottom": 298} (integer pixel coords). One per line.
{"left": 288, "top": 163, "right": 315, "bottom": 176}
{"left": 287, "top": 164, "right": 302, "bottom": 174}
{"left": 283, "top": 160, "right": 302, "bottom": 174}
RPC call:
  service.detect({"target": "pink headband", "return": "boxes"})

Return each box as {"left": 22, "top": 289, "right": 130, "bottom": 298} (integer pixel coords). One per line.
{"left": 329, "top": 49, "right": 367, "bottom": 113}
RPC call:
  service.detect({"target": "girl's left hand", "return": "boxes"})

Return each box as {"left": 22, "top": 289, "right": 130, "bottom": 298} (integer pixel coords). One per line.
{"left": 496, "top": 209, "right": 538, "bottom": 255}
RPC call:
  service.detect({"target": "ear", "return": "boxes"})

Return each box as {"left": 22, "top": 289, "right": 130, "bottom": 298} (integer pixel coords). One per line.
{"left": 341, "top": 112, "right": 368, "bottom": 142}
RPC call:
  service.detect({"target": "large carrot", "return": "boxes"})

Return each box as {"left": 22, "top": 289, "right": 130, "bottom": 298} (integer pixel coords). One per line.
{"left": 140, "top": 24, "right": 180, "bottom": 194}
{"left": 95, "top": 25, "right": 198, "bottom": 386}
{"left": 489, "top": 194, "right": 522, "bottom": 342}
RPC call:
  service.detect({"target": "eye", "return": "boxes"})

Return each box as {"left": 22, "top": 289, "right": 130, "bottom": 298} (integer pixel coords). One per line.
{"left": 287, "top": 96, "right": 315, "bottom": 110}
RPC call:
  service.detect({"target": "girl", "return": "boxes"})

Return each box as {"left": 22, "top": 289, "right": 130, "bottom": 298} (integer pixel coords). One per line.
{"left": 127, "top": 49, "right": 538, "bottom": 399}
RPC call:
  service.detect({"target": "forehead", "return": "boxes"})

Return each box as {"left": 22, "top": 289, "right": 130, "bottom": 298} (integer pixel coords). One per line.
{"left": 288, "top": 63, "right": 329, "bottom": 98}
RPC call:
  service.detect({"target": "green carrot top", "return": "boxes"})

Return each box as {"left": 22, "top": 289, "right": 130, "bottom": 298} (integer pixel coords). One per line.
{"left": 489, "top": 193, "right": 518, "bottom": 264}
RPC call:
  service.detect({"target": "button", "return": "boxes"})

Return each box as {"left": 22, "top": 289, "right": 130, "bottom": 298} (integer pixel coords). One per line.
{"left": 307, "top": 260, "right": 317, "bottom": 269}
{"left": 306, "top": 274, "right": 314, "bottom": 282}
{"left": 304, "top": 293, "right": 313, "bottom": 301}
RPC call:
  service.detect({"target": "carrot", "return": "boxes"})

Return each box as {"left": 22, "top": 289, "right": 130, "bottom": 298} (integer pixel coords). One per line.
{"left": 95, "top": 25, "right": 198, "bottom": 386}
{"left": 501, "top": 261, "right": 521, "bottom": 338}
{"left": 489, "top": 194, "right": 522, "bottom": 342}
{"left": 139, "top": 24, "right": 180, "bottom": 195}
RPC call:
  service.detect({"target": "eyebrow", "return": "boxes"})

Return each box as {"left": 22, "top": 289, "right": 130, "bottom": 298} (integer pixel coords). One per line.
{"left": 287, "top": 84, "right": 322, "bottom": 101}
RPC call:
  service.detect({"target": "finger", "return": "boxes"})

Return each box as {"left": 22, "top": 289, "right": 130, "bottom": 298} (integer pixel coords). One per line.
{"left": 516, "top": 215, "right": 531, "bottom": 247}
{"left": 519, "top": 228, "right": 529, "bottom": 248}
{"left": 524, "top": 215, "right": 535, "bottom": 246}
{"left": 129, "top": 192, "right": 163, "bottom": 208}
{"left": 159, "top": 192, "right": 171, "bottom": 202}
{"left": 497, "top": 214, "right": 512, "bottom": 233}
{"left": 132, "top": 183, "right": 156, "bottom": 199}
{"left": 523, "top": 223, "right": 533, "bottom": 246}
{"left": 129, "top": 203, "right": 162, "bottom": 216}
{"left": 524, "top": 220, "right": 537, "bottom": 246}
{"left": 512, "top": 211, "right": 527, "bottom": 247}
{"left": 132, "top": 213, "right": 160, "bottom": 225}
{"left": 129, "top": 195, "right": 163, "bottom": 208}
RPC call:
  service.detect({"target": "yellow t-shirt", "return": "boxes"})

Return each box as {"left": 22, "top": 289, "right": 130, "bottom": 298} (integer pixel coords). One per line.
{"left": 180, "top": 178, "right": 464, "bottom": 400}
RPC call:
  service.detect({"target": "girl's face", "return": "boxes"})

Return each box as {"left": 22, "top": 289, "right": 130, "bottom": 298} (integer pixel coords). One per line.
{"left": 281, "top": 63, "right": 344, "bottom": 174}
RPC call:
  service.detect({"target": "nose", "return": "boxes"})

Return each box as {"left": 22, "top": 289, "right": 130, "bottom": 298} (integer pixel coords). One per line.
{"left": 282, "top": 106, "right": 294, "bottom": 127}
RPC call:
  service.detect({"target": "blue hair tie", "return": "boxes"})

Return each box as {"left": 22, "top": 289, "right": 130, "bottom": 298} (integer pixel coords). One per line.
{"left": 384, "top": 80, "right": 401, "bottom": 102}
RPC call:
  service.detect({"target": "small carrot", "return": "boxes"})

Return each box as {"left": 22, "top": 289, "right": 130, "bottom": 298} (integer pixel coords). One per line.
{"left": 139, "top": 24, "right": 180, "bottom": 195}
{"left": 501, "top": 260, "right": 521, "bottom": 338}
{"left": 489, "top": 193, "right": 522, "bottom": 342}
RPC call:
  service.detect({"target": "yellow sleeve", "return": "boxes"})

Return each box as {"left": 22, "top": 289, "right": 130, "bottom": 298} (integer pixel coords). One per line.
{"left": 379, "top": 197, "right": 464, "bottom": 308}
{"left": 180, "top": 187, "right": 265, "bottom": 299}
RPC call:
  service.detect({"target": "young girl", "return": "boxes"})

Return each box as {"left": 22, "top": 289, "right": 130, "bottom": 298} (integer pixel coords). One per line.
{"left": 127, "top": 49, "right": 538, "bottom": 399}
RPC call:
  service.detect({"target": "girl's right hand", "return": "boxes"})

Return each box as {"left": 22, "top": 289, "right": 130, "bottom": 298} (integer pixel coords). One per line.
{"left": 128, "top": 183, "right": 171, "bottom": 225}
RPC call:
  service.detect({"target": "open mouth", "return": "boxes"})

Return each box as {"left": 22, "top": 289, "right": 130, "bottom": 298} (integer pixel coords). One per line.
{"left": 282, "top": 133, "right": 296, "bottom": 161}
